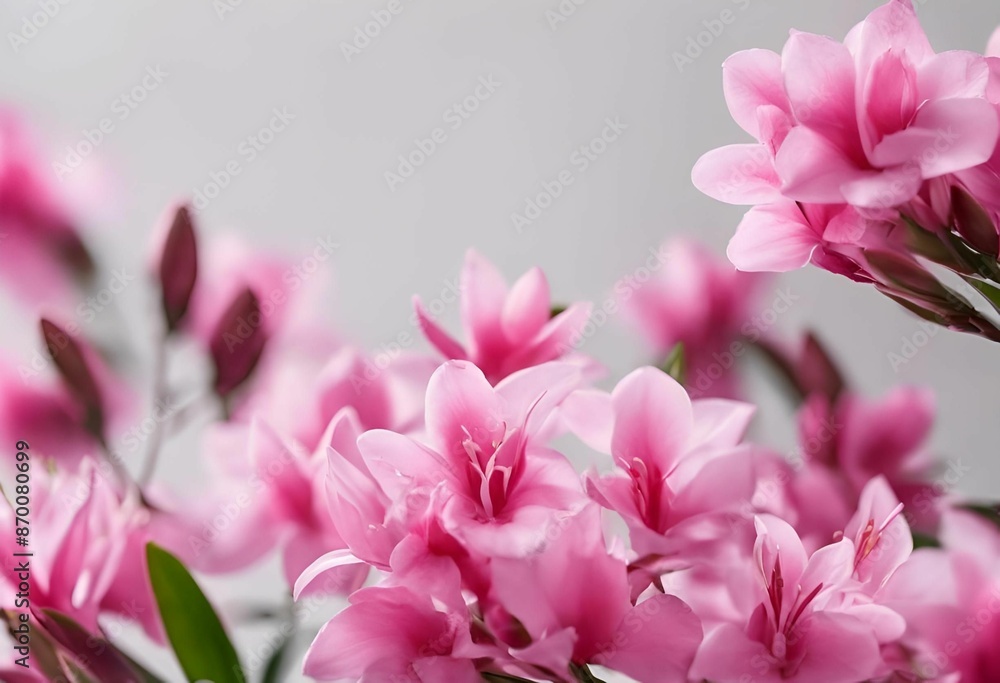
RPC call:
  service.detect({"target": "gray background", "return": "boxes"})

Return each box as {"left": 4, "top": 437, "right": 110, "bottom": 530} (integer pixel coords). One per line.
{"left": 2, "top": 0, "right": 998, "bottom": 681}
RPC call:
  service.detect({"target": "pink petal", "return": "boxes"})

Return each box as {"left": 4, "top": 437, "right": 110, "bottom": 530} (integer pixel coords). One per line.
{"left": 411, "top": 657, "right": 481, "bottom": 683}
{"left": 424, "top": 360, "right": 504, "bottom": 463}
{"left": 596, "top": 594, "right": 703, "bottom": 683}
{"left": 853, "top": 0, "right": 934, "bottom": 70}
{"left": 989, "top": 26, "right": 1000, "bottom": 57}
{"left": 559, "top": 389, "right": 613, "bottom": 453}
{"left": 722, "top": 48, "right": 790, "bottom": 139}
{"left": 494, "top": 361, "right": 581, "bottom": 434}
{"left": 689, "top": 399, "right": 756, "bottom": 449}
{"left": 863, "top": 50, "right": 919, "bottom": 142}
{"left": 839, "top": 164, "right": 923, "bottom": 209}
{"left": 872, "top": 98, "right": 1000, "bottom": 177}
{"left": 792, "top": 612, "right": 882, "bottom": 683}
{"left": 754, "top": 514, "right": 808, "bottom": 590}
{"left": 460, "top": 249, "right": 509, "bottom": 353}
{"left": 293, "top": 549, "right": 366, "bottom": 600}
{"left": 775, "top": 127, "right": 866, "bottom": 203}
{"left": 502, "top": 267, "right": 551, "bottom": 342}
{"left": 414, "top": 295, "right": 468, "bottom": 361}
{"left": 781, "top": 32, "right": 860, "bottom": 156}
{"left": 690, "top": 623, "right": 777, "bottom": 683}
{"left": 797, "top": 538, "right": 855, "bottom": 599}
{"left": 917, "top": 50, "right": 991, "bottom": 100}
{"left": 358, "top": 429, "right": 456, "bottom": 500}
{"left": 610, "top": 367, "right": 693, "bottom": 474}
{"left": 727, "top": 202, "right": 818, "bottom": 272}
{"left": 670, "top": 450, "right": 755, "bottom": 524}
{"left": 691, "top": 144, "right": 781, "bottom": 204}
{"left": 508, "top": 302, "right": 592, "bottom": 372}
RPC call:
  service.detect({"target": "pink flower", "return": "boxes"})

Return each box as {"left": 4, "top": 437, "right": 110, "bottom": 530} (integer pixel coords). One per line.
{"left": 695, "top": 0, "right": 1000, "bottom": 289}
{"left": 691, "top": 515, "right": 885, "bottom": 683}
{"left": 359, "top": 360, "right": 587, "bottom": 557}
{"left": 571, "top": 367, "right": 757, "bottom": 567}
{"left": 799, "top": 387, "right": 941, "bottom": 533}
{"left": 303, "top": 562, "right": 484, "bottom": 682}
{"left": 0, "top": 461, "right": 128, "bottom": 633}
{"left": 621, "top": 239, "right": 766, "bottom": 398}
{"left": 0, "top": 109, "right": 94, "bottom": 308}
{"left": 322, "top": 407, "right": 403, "bottom": 570}
{"left": 879, "top": 510, "right": 1000, "bottom": 681}
{"left": 488, "top": 505, "right": 703, "bottom": 683}
{"left": 182, "top": 419, "right": 368, "bottom": 596}
{"left": 414, "top": 250, "right": 594, "bottom": 384}
{"left": 697, "top": 0, "right": 997, "bottom": 211}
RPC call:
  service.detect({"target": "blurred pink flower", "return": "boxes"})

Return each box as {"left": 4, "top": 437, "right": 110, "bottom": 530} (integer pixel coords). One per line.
{"left": 621, "top": 239, "right": 765, "bottom": 398}
{"left": 799, "top": 387, "right": 941, "bottom": 533}
{"left": 0, "top": 461, "right": 129, "bottom": 633}
{"left": 0, "top": 109, "right": 94, "bottom": 308}
{"left": 414, "top": 249, "right": 594, "bottom": 384}
{"left": 182, "top": 419, "right": 368, "bottom": 597}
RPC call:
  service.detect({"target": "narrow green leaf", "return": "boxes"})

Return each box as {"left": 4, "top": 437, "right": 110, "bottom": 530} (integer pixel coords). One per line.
{"left": 146, "top": 543, "right": 245, "bottom": 683}
{"left": 911, "top": 531, "right": 941, "bottom": 549}
{"left": 260, "top": 632, "right": 293, "bottom": 683}
{"left": 963, "top": 276, "right": 1000, "bottom": 313}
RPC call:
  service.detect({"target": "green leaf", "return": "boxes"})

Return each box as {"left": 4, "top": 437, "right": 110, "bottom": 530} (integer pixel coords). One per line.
{"left": 963, "top": 276, "right": 1000, "bottom": 313}
{"left": 260, "top": 631, "right": 293, "bottom": 683}
{"left": 146, "top": 543, "right": 245, "bottom": 683}
{"left": 550, "top": 304, "right": 568, "bottom": 318}
{"left": 911, "top": 531, "right": 941, "bottom": 549}
{"left": 660, "top": 343, "right": 686, "bottom": 385}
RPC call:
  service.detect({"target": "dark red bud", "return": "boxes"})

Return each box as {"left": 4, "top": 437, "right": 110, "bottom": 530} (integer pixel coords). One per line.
{"left": 40, "top": 318, "right": 104, "bottom": 439}
{"left": 158, "top": 205, "right": 198, "bottom": 331}
{"left": 209, "top": 288, "right": 267, "bottom": 397}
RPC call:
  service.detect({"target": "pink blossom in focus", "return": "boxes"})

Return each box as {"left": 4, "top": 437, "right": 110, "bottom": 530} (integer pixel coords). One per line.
{"left": 691, "top": 514, "right": 887, "bottom": 683}
{"left": 358, "top": 360, "right": 588, "bottom": 557}
{"left": 694, "top": 0, "right": 1000, "bottom": 277}
{"left": 414, "top": 249, "right": 595, "bottom": 384}
{"left": 488, "top": 505, "right": 703, "bottom": 683}
{"left": 565, "top": 368, "right": 757, "bottom": 567}
{"left": 303, "top": 562, "right": 485, "bottom": 682}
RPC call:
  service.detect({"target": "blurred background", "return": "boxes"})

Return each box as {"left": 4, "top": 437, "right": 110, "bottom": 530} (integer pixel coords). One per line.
{"left": 2, "top": 0, "right": 998, "bottom": 680}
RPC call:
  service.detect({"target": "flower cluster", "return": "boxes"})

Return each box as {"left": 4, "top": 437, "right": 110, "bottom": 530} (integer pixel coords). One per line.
{"left": 0, "top": 3, "right": 999, "bottom": 682}
{"left": 695, "top": 0, "right": 1000, "bottom": 341}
